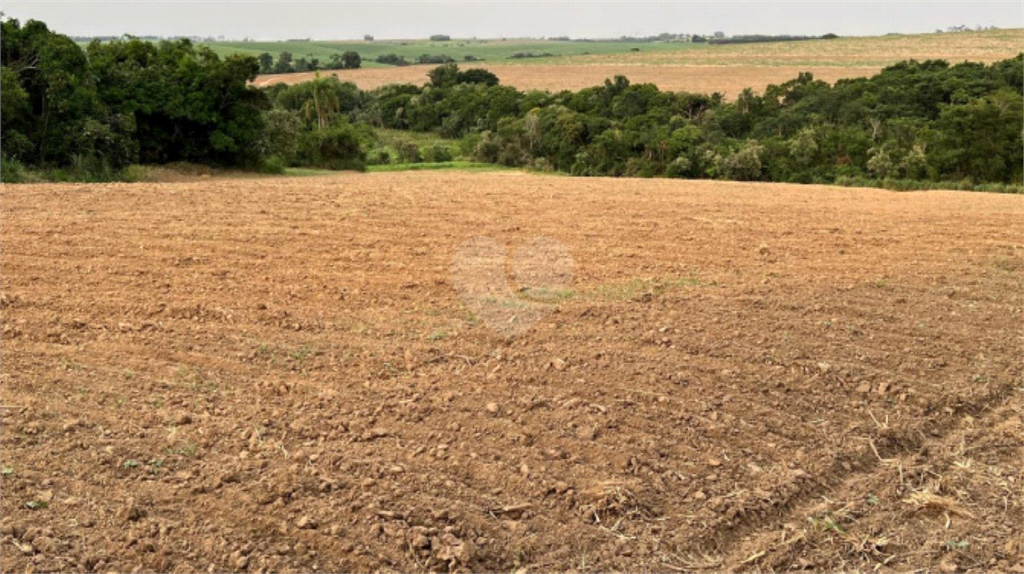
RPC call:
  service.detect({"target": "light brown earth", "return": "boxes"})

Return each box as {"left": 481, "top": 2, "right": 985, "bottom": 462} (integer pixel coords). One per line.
{"left": 252, "top": 29, "right": 1024, "bottom": 97}
{"left": 1, "top": 172, "right": 1022, "bottom": 573}
{"left": 252, "top": 64, "right": 885, "bottom": 99}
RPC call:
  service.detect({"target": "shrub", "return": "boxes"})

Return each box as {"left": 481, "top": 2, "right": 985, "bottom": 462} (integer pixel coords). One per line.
{"left": 665, "top": 156, "right": 692, "bottom": 178}
{"left": 716, "top": 140, "right": 765, "bottom": 181}
{"left": 120, "top": 164, "right": 150, "bottom": 182}
{"left": 419, "top": 54, "right": 456, "bottom": 65}
{"left": 530, "top": 157, "right": 554, "bottom": 172}
{"left": 423, "top": 145, "right": 453, "bottom": 162}
{"left": 258, "top": 109, "right": 304, "bottom": 162}
{"left": 297, "top": 124, "right": 366, "bottom": 170}
{"left": 0, "top": 155, "right": 28, "bottom": 183}
{"left": 460, "top": 133, "right": 482, "bottom": 157}
{"left": 368, "top": 149, "right": 392, "bottom": 165}
{"left": 376, "top": 54, "right": 410, "bottom": 66}
{"left": 395, "top": 140, "right": 422, "bottom": 163}
{"left": 473, "top": 132, "right": 501, "bottom": 164}
{"left": 257, "top": 156, "right": 287, "bottom": 174}
{"left": 457, "top": 68, "right": 499, "bottom": 86}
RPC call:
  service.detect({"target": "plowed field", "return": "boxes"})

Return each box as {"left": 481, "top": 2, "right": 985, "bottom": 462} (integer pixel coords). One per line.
{"left": 2, "top": 173, "right": 1021, "bottom": 573}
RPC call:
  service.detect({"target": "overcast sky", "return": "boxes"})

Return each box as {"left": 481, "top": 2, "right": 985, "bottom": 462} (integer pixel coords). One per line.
{"left": 2, "top": 1, "right": 1021, "bottom": 40}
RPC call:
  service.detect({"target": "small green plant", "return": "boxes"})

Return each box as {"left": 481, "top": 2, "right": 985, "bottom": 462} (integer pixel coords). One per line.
{"left": 120, "top": 164, "right": 149, "bottom": 182}
{"left": 519, "top": 287, "right": 576, "bottom": 302}
{"left": 169, "top": 441, "right": 198, "bottom": 458}
{"left": 428, "top": 331, "right": 447, "bottom": 341}
{"left": 122, "top": 459, "right": 140, "bottom": 469}
{"left": 867, "top": 494, "right": 880, "bottom": 505}
{"left": 290, "top": 345, "right": 317, "bottom": 361}
{"left": 0, "top": 466, "right": 14, "bottom": 476}
{"left": 944, "top": 540, "right": 970, "bottom": 551}
{"left": 808, "top": 512, "right": 845, "bottom": 534}
{"left": 25, "top": 500, "right": 48, "bottom": 510}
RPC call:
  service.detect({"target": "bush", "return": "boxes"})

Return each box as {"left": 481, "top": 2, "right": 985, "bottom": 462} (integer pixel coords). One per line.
{"left": 395, "top": 140, "right": 422, "bottom": 163}
{"left": 530, "top": 157, "right": 554, "bottom": 172}
{"left": 375, "top": 54, "right": 410, "bottom": 66}
{"left": 508, "top": 52, "right": 555, "bottom": 59}
{"left": 297, "top": 124, "right": 367, "bottom": 171}
{"left": 367, "top": 149, "right": 392, "bottom": 165}
{"left": 0, "top": 155, "right": 29, "bottom": 183}
{"left": 665, "top": 156, "right": 692, "bottom": 178}
{"left": 120, "top": 164, "right": 150, "bottom": 182}
{"left": 257, "top": 156, "right": 288, "bottom": 174}
{"left": 258, "top": 109, "right": 304, "bottom": 163}
{"left": 423, "top": 145, "right": 454, "bottom": 162}
{"left": 460, "top": 133, "right": 482, "bottom": 157}
{"left": 473, "top": 132, "right": 501, "bottom": 164}
{"left": 419, "top": 54, "right": 456, "bottom": 65}
{"left": 457, "top": 68, "right": 499, "bottom": 86}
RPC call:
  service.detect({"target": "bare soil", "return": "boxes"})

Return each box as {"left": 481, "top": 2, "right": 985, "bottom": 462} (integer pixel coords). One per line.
{"left": 1, "top": 173, "right": 1021, "bottom": 573}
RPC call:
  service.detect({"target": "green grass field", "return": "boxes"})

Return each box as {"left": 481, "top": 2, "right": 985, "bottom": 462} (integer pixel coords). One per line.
{"left": 199, "top": 38, "right": 703, "bottom": 67}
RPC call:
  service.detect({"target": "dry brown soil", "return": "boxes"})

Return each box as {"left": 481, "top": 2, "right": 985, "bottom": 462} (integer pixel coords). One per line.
{"left": 1, "top": 173, "right": 1022, "bottom": 573}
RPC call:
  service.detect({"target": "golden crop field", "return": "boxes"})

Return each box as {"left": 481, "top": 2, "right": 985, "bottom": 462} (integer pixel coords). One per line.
{"left": 254, "top": 28, "right": 1023, "bottom": 97}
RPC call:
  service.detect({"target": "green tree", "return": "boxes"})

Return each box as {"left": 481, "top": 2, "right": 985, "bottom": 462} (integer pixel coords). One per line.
{"left": 428, "top": 63, "right": 460, "bottom": 88}
{"left": 716, "top": 140, "right": 764, "bottom": 181}
{"left": 257, "top": 52, "right": 273, "bottom": 74}
{"left": 930, "top": 89, "right": 1023, "bottom": 182}
{"left": 0, "top": 65, "right": 33, "bottom": 159}
{"left": 341, "top": 51, "right": 361, "bottom": 69}
{"left": 257, "top": 108, "right": 303, "bottom": 161}
{"left": 296, "top": 123, "right": 365, "bottom": 170}
{"left": 789, "top": 127, "right": 819, "bottom": 168}
{"left": 457, "top": 68, "right": 499, "bottom": 86}
{"left": 273, "top": 51, "right": 293, "bottom": 74}
{"left": 302, "top": 73, "right": 340, "bottom": 130}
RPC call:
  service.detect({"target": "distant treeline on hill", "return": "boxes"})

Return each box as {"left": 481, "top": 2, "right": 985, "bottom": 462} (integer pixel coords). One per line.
{"left": 3, "top": 17, "right": 1021, "bottom": 191}
{"left": 73, "top": 34, "right": 222, "bottom": 43}
{"left": 707, "top": 34, "right": 836, "bottom": 45}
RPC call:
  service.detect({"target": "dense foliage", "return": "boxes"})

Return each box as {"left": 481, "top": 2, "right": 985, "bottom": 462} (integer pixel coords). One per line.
{"left": 351, "top": 58, "right": 1023, "bottom": 185}
{"left": 1, "top": 16, "right": 1020, "bottom": 189}
{"left": 257, "top": 50, "right": 361, "bottom": 74}
{"left": 1, "top": 18, "right": 367, "bottom": 179}
{"left": 2, "top": 18, "right": 269, "bottom": 174}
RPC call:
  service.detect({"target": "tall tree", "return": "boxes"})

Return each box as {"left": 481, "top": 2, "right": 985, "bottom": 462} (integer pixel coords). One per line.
{"left": 302, "top": 73, "right": 340, "bottom": 130}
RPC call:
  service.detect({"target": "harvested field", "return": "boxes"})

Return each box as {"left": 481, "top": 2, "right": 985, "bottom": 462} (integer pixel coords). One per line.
{"left": 252, "top": 28, "right": 1024, "bottom": 96}
{"left": 253, "top": 64, "right": 884, "bottom": 99}
{"left": 1, "top": 173, "right": 1022, "bottom": 573}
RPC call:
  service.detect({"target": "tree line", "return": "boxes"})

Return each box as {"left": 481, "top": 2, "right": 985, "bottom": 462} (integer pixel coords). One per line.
{"left": 345, "top": 58, "right": 1022, "bottom": 187}
{"left": 2, "top": 17, "right": 1021, "bottom": 190}
{"left": 257, "top": 50, "right": 362, "bottom": 74}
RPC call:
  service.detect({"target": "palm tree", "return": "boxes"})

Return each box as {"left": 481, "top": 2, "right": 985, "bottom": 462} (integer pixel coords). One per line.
{"left": 302, "top": 73, "right": 339, "bottom": 131}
